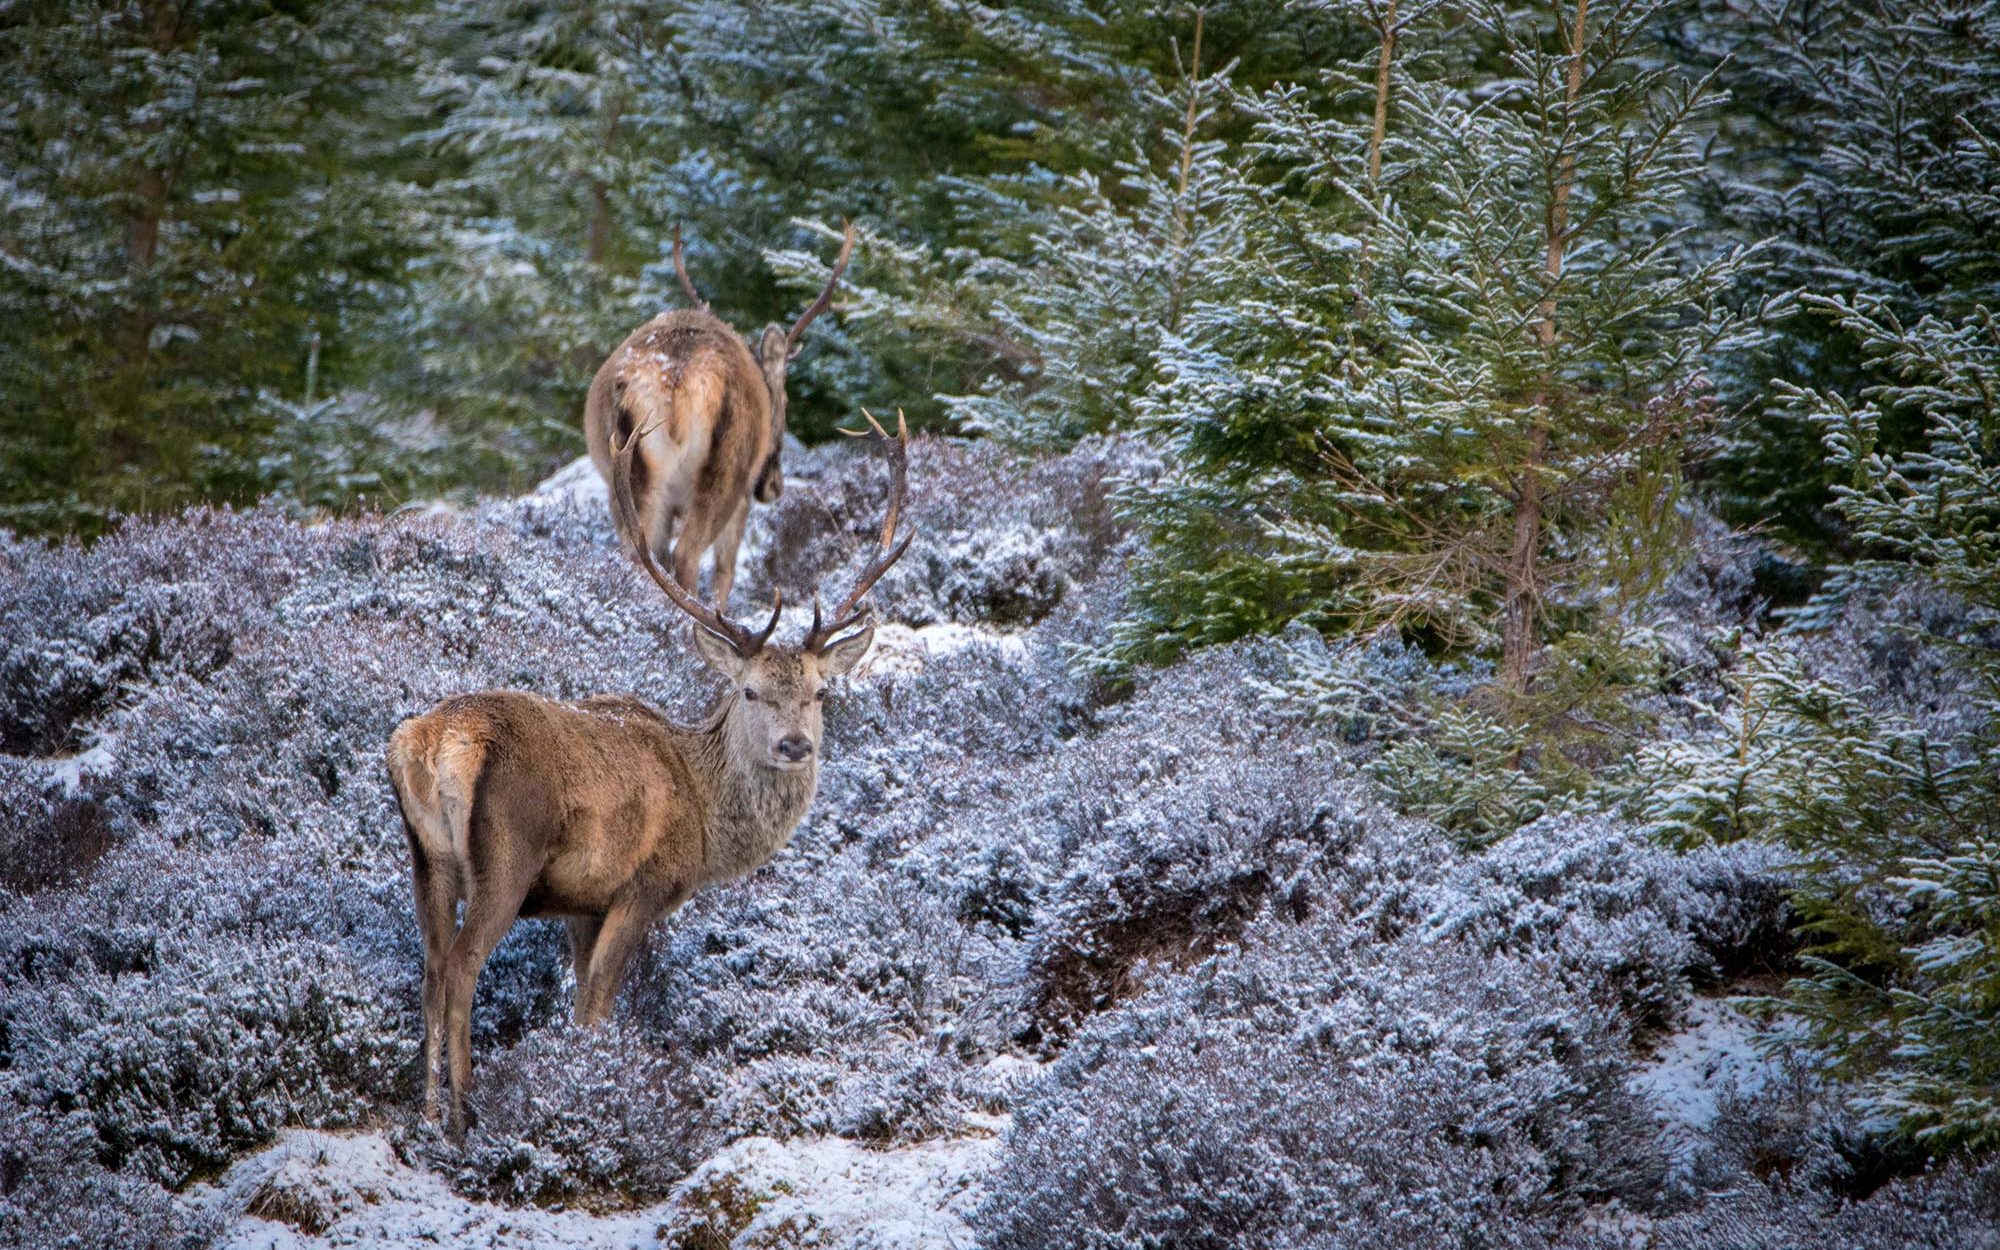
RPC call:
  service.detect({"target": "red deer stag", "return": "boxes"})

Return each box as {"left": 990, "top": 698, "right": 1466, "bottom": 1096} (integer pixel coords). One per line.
{"left": 583, "top": 223, "right": 857, "bottom": 609}
{"left": 388, "top": 411, "right": 910, "bottom": 1135}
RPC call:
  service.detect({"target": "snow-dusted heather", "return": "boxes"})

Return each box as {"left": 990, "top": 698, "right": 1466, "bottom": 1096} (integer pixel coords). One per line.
{"left": 197, "top": 1119, "right": 1002, "bottom": 1250}
{"left": 0, "top": 434, "right": 1986, "bottom": 1248}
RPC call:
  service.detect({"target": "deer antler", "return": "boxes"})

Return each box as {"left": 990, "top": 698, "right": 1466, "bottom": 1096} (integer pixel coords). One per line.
{"left": 609, "top": 420, "right": 780, "bottom": 656}
{"left": 803, "top": 409, "right": 913, "bottom": 653}
{"left": 784, "top": 221, "right": 857, "bottom": 349}
{"left": 672, "top": 224, "right": 708, "bottom": 313}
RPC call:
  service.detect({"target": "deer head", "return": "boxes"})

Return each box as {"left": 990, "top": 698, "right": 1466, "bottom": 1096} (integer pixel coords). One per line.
{"left": 609, "top": 407, "right": 911, "bottom": 771}
{"left": 673, "top": 223, "right": 858, "bottom": 506}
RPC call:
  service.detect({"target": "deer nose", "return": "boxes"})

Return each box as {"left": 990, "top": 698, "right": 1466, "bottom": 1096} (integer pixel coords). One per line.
{"left": 774, "top": 735, "right": 813, "bottom": 762}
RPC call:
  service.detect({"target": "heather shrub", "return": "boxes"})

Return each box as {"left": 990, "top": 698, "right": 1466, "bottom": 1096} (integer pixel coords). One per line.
{"left": 0, "top": 1102, "right": 214, "bottom": 1250}
{"left": 453, "top": 1022, "right": 711, "bottom": 1208}
{"left": 622, "top": 849, "right": 1010, "bottom": 1143}
{"left": 750, "top": 434, "right": 1149, "bottom": 630}
{"left": 983, "top": 915, "right": 1665, "bottom": 1250}
{"left": 1422, "top": 816, "right": 1792, "bottom": 1035}
{"left": 1580, "top": 1155, "right": 2000, "bottom": 1250}
{"left": 0, "top": 512, "right": 298, "bottom": 758}
{"left": 10, "top": 937, "right": 407, "bottom": 1187}
{"left": 0, "top": 766, "right": 112, "bottom": 894}
{"left": 1022, "top": 748, "right": 1335, "bottom": 1041}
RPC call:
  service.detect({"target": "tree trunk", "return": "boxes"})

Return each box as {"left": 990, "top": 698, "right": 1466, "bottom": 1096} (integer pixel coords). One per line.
{"left": 586, "top": 95, "right": 624, "bottom": 266}
{"left": 1368, "top": 0, "right": 1397, "bottom": 189}
{"left": 1351, "top": 1, "right": 1398, "bottom": 314}
{"left": 123, "top": 0, "right": 180, "bottom": 365}
{"left": 1500, "top": 0, "right": 1589, "bottom": 696}
{"left": 1164, "top": 6, "right": 1205, "bottom": 335}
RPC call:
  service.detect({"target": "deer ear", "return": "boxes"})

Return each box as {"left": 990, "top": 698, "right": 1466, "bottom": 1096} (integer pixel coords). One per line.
{"left": 689, "top": 622, "right": 744, "bottom": 679}
{"left": 758, "top": 326, "right": 789, "bottom": 373}
{"left": 816, "top": 620, "right": 875, "bottom": 677}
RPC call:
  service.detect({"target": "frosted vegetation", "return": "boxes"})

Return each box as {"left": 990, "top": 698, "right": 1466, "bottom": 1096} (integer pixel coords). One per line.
{"left": 0, "top": 435, "right": 1989, "bottom": 1247}
{"left": 2, "top": 0, "right": 1998, "bottom": 1244}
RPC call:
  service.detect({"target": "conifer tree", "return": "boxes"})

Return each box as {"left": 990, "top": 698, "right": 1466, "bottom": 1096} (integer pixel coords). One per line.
{"left": 1629, "top": 295, "right": 2000, "bottom": 1151}
{"left": 919, "top": 9, "right": 1247, "bottom": 449}
{"left": 1680, "top": 0, "right": 2000, "bottom": 543}
{"left": 1113, "top": 0, "right": 1753, "bottom": 732}
{"left": 0, "top": 0, "right": 420, "bottom": 534}
{"left": 386, "top": 0, "right": 653, "bottom": 483}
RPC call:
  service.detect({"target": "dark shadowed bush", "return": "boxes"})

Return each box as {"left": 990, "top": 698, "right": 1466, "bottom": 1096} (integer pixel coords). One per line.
{"left": 1569, "top": 1155, "right": 2000, "bottom": 1250}
{"left": 452, "top": 1022, "right": 712, "bottom": 1208}
{"left": 0, "top": 1102, "right": 215, "bottom": 1250}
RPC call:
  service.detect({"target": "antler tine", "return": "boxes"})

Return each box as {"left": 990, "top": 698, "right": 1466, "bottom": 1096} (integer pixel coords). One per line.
{"left": 804, "top": 409, "right": 914, "bottom": 653}
{"left": 748, "top": 589, "right": 783, "bottom": 651}
{"left": 672, "top": 224, "right": 708, "bottom": 312}
{"left": 784, "top": 220, "right": 857, "bottom": 348}
{"left": 608, "top": 420, "right": 775, "bottom": 655}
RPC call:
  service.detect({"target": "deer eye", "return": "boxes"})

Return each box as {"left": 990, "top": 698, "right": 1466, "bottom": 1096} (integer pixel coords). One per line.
{"left": 813, "top": 688, "right": 825, "bottom": 701}
{"left": 741, "top": 687, "right": 759, "bottom": 702}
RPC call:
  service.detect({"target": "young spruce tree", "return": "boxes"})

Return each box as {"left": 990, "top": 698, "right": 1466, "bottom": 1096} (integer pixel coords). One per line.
{"left": 1630, "top": 296, "right": 2000, "bottom": 1152}
{"left": 1115, "top": 0, "right": 1753, "bottom": 762}
{"left": 1678, "top": 0, "right": 2000, "bottom": 544}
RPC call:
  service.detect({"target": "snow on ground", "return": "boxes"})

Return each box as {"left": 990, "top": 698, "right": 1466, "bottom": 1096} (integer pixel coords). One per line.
{"left": 655, "top": 1116, "right": 1005, "bottom": 1249}
{"left": 199, "top": 1119, "right": 1005, "bottom": 1250}
{"left": 1629, "top": 996, "right": 1775, "bottom": 1136}
{"left": 532, "top": 454, "right": 610, "bottom": 508}
{"left": 203, "top": 1131, "right": 661, "bottom": 1250}
{"left": 45, "top": 729, "right": 116, "bottom": 797}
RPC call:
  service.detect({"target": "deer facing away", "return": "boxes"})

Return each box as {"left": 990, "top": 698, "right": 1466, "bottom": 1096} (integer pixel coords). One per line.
{"left": 582, "top": 223, "right": 855, "bottom": 609}
{"left": 387, "top": 412, "right": 911, "bottom": 1135}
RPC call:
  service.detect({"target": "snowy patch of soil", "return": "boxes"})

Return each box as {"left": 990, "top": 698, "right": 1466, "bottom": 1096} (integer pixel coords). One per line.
{"left": 199, "top": 1123, "right": 1003, "bottom": 1250}
{"left": 1629, "top": 996, "right": 1776, "bottom": 1138}
{"left": 655, "top": 1118, "right": 1004, "bottom": 1249}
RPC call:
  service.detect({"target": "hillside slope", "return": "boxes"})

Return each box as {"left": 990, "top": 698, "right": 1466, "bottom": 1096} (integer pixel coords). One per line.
{"left": 0, "top": 438, "right": 1991, "bottom": 1248}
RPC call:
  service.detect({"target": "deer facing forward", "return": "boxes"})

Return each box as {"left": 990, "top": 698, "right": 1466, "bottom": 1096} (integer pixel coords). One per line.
{"left": 388, "top": 412, "right": 911, "bottom": 1134}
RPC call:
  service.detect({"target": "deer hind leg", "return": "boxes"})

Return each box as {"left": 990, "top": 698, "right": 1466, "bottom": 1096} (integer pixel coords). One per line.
{"left": 709, "top": 495, "right": 752, "bottom": 611}
{"left": 440, "top": 874, "right": 530, "bottom": 1139}
{"left": 564, "top": 915, "right": 603, "bottom": 1024}
{"left": 405, "top": 834, "right": 459, "bottom": 1123}
{"left": 576, "top": 885, "right": 686, "bottom": 1027}
{"left": 440, "top": 793, "right": 541, "bottom": 1139}
{"left": 670, "top": 489, "right": 737, "bottom": 605}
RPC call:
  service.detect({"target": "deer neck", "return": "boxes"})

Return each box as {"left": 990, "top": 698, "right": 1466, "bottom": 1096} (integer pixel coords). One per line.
{"left": 692, "top": 695, "right": 818, "bottom": 884}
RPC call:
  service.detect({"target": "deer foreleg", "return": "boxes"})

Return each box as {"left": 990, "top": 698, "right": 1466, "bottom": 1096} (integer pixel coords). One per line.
{"left": 576, "top": 886, "right": 686, "bottom": 1027}
{"left": 564, "top": 915, "right": 604, "bottom": 1024}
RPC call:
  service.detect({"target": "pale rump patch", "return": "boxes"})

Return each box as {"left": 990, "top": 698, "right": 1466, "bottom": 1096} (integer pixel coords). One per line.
{"left": 432, "top": 731, "right": 484, "bottom": 864}
{"left": 620, "top": 345, "right": 726, "bottom": 447}
{"left": 389, "top": 716, "right": 485, "bottom": 867}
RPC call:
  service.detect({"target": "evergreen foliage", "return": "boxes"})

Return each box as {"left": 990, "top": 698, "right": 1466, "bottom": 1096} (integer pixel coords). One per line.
{"left": 1681, "top": 0, "right": 2000, "bottom": 543}
{"left": 1110, "top": 1, "right": 1752, "bottom": 722}
{"left": 0, "top": 0, "right": 424, "bottom": 534}
{"left": 1625, "top": 297, "right": 2000, "bottom": 1151}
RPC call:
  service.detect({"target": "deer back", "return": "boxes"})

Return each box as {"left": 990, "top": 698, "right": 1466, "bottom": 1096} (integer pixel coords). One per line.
{"left": 583, "top": 310, "right": 777, "bottom": 554}
{"left": 389, "top": 690, "right": 713, "bottom": 914}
